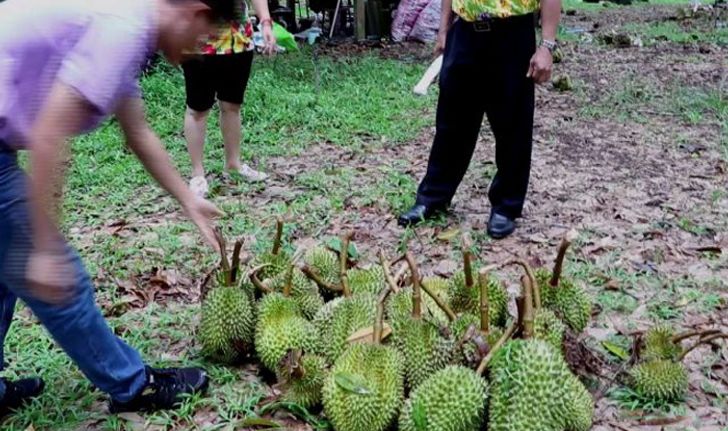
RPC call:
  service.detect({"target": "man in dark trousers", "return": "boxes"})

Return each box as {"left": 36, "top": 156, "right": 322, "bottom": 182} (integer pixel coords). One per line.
{"left": 398, "top": 0, "right": 561, "bottom": 239}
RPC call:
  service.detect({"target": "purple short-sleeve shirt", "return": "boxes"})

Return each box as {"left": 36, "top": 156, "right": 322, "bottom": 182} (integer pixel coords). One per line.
{"left": 0, "top": 0, "right": 157, "bottom": 148}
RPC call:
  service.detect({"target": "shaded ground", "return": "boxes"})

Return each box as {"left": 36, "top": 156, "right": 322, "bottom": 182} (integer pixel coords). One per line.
{"left": 2, "top": 2, "right": 726, "bottom": 430}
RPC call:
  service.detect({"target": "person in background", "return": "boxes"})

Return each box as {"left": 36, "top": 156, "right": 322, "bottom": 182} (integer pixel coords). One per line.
{"left": 398, "top": 0, "right": 561, "bottom": 239}
{"left": 183, "top": 0, "right": 277, "bottom": 197}
{"left": 0, "top": 0, "right": 231, "bottom": 416}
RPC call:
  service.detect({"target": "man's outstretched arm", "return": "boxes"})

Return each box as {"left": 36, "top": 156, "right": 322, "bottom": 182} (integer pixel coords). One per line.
{"left": 115, "top": 97, "right": 223, "bottom": 251}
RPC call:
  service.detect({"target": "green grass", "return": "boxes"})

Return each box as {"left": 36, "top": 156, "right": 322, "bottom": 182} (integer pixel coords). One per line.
{"left": 621, "top": 21, "right": 728, "bottom": 45}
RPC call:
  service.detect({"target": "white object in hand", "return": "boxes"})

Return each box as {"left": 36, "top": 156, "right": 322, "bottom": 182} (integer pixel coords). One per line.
{"left": 414, "top": 55, "right": 443, "bottom": 96}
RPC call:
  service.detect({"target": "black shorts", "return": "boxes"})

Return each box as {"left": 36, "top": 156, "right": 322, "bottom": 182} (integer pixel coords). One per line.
{"left": 181, "top": 51, "right": 254, "bottom": 112}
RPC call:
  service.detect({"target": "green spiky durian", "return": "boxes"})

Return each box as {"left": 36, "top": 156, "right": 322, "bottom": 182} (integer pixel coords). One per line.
{"left": 489, "top": 339, "right": 593, "bottom": 431}
{"left": 536, "top": 269, "right": 592, "bottom": 333}
{"left": 199, "top": 286, "right": 255, "bottom": 363}
{"left": 322, "top": 343, "right": 404, "bottom": 431}
{"left": 388, "top": 286, "right": 456, "bottom": 332}
{"left": 266, "top": 268, "right": 325, "bottom": 320}
{"left": 279, "top": 354, "right": 327, "bottom": 408}
{"left": 304, "top": 246, "right": 340, "bottom": 286}
{"left": 255, "top": 293, "right": 319, "bottom": 371}
{"left": 348, "top": 266, "right": 386, "bottom": 296}
{"left": 448, "top": 270, "right": 509, "bottom": 327}
{"left": 643, "top": 325, "right": 681, "bottom": 362}
{"left": 399, "top": 365, "right": 488, "bottom": 431}
{"left": 534, "top": 309, "right": 566, "bottom": 353}
{"left": 395, "top": 318, "right": 454, "bottom": 390}
{"left": 313, "top": 297, "right": 345, "bottom": 337}
{"left": 421, "top": 276, "right": 452, "bottom": 324}
{"left": 628, "top": 360, "right": 688, "bottom": 403}
{"left": 321, "top": 294, "right": 378, "bottom": 362}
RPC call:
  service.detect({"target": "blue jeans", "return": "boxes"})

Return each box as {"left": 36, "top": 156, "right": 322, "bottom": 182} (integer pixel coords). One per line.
{"left": 0, "top": 150, "right": 146, "bottom": 402}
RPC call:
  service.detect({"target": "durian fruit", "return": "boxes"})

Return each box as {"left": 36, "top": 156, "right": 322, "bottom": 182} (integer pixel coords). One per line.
{"left": 321, "top": 293, "right": 377, "bottom": 362}
{"left": 537, "top": 233, "right": 592, "bottom": 333}
{"left": 488, "top": 339, "right": 594, "bottom": 431}
{"left": 303, "top": 245, "right": 340, "bottom": 287}
{"left": 278, "top": 350, "right": 327, "bottom": 408}
{"left": 253, "top": 218, "right": 292, "bottom": 281}
{"left": 254, "top": 292, "right": 319, "bottom": 371}
{"left": 534, "top": 308, "right": 566, "bottom": 353}
{"left": 313, "top": 296, "right": 345, "bottom": 336}
{"left": 348, "top": 265, "right": 386, "bottom": 296}
{"left": 447, "top": 237, "right": 509, "bottom": 327}
{"left": 392, "top": 254, "right": 455, "bottom": 390}
{"left": 642, "top": 324, "right": 682, "bottom": 362}
{"left": 421, "top": 276, "right": 452, "bottom": 324}
{"left": 628, "top": 360, "right": 688, "bottom": 402}
{"left": 322, "top": 287, "right": 405, "bottom": 431}
{"left": 265, "top": 266, "right": 324, "bottom": 320}
{"left": 199, "top": 232, "right": 255, "bottom": 363}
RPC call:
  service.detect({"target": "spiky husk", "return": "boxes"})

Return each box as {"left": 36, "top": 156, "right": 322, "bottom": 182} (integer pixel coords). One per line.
{"left": 629, "top": 360, "right": 688, "bottom": 403}
{"left": 537, "top": 269, "right": 592, "bottom": 333}
{"left": 322, "top": 344, "right": 404, "bottom": 431}
{"left": 321, "top": 294, "right": 378, "bottom": 362}
{"left": 387, "top": 286, "right": 456, "bottom": 332}
{"left": 254, "top": 293, "right": 320, "bottom": 371}
{"left": 399, "top": 365, "right": 487, "bottom": 431}
{"left": 280, "top": 354, "right": 327, "bottom": 408}
{"left": 199, "top": 286, "right": 255, "bottom": 363}
{"left": 304, "top": 246, "right": 340, "bottom": 286}
{"left": 643, "top": 325, "right": 681, "bottom": 362}
{"left": 348, "top": 266, "right": 387, "bottom": 296}
{"left": 448, "top": 270, "right": 509, "bottom": 327}
{"left": 394, "top": 318, "right": 455, "bottom": 391}
{"left": 421, "top": 276, "right": 452, "bottom": 324}
{"left": 534, "top": 309, "right": 566, "bottom": 353}
{"left": 489, "top": 339, "right": 593, "bottom": 431}
{"left": 313, "top": 297, "right": 346, "bottom": 338}
{"left": 266, "top": 268, "right": 325, "bottom": 320}
{"left": 255, "top": 251, "right": 292, "bottom": 281}
{"left": 448, "top": 314, "right": 502, "bottom": 367}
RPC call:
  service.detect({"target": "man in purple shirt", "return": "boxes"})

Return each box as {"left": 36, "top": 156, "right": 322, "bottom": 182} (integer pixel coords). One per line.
{"left": 0, "top": 0, "right": 236, "bottom": 416}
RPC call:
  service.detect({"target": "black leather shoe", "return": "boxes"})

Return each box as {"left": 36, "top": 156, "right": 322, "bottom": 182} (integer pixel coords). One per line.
{"left": 0, "top": 376, "right": 45, "bottom": 417}
{"left": 398, "top": 204, "right": 445, "bottom": 227}
{"left": 487, "top": 212, "right": 516, "bottom": 239}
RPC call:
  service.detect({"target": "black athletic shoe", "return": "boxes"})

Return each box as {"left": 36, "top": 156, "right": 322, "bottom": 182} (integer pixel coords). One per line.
{"left": 0, "top": 377, "right": 45, "bottom": 417}
{"left": 109, "top": 367, "right": 209, "bottom": 414}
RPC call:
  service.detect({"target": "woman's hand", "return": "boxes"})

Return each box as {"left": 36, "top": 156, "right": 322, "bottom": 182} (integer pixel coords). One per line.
{"left": 261, "top": 20, "right": 277, "bottom": 55}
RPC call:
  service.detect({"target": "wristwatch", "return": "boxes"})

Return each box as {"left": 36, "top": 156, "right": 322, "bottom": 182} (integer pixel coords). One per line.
{"left": 540, "top": 39, "right": 557, "bottom": 53}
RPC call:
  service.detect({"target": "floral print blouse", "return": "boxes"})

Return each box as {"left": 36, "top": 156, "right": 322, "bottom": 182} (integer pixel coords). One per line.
{"left": 453, "top": 0, "right": 540, "bottom": 21}
{"left": 192, "top": 1, "right": 254, "bottom": 55}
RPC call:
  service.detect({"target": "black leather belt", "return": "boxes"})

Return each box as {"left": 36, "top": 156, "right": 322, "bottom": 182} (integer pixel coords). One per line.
{"left": 464, "top": 12, "right": 535, "bottom": 32}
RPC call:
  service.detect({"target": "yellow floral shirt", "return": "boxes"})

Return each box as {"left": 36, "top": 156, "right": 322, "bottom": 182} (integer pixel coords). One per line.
{"left": 191, "top": 1, "right": 254, "bottom": 55}
{"left": 453, "top": 0, "right": 540, "bottom": 21}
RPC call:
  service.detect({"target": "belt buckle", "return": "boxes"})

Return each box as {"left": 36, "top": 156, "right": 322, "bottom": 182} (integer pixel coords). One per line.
{"left": 474, "top": 15, "right": 491, "bottom": 32}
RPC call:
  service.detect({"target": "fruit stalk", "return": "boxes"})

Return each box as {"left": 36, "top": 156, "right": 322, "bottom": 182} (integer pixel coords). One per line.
{"left": 671, "top": 329, "right": 721, "bottom": 344}
{"left": 550, "top": 232, "right": 575, "bottom": 288}
{"left": 521, "top": 275, "right": 534, "bottom": 339}
{"left": 502, "top": 259, "right": 541, "bottom": 310}
{"left": 272, "top": 217, "right": 284, "bottom": 256}
{"left": 419, "top": 278, "right": 457, "bottom": 322}
{"left": 462, "top": 234, "right": 475, "bottom": 288}
{"left": 249, "top": 265, "right": 273, "bottom": 294}
{"left": 302, "top": 265, "right": 343, "bottom": 292}
{"left": 678, "top": 333, "right": 727, "bottom": 361}
{"left": 476, "top": 322, "right": 517, "bottom": 375}
{"left": 214, "top": 227, "right": 232, "bottom": 285}
{"left": 283, "top": 265, "right": 294, "bottom": 297}
{"left": 404, "top": 252, "right": 422, "bottom": 319}
{"left": 339, "top": 231, "right": 353, "bottom": 297}
{"left": 230, "top": 239, "right": 243, "bottom": 284}
{"left": 478, "top": 268, "right": 490, "bottom": 334}
{"left": 373, "top": 286, "right": 393, "bottom": 344}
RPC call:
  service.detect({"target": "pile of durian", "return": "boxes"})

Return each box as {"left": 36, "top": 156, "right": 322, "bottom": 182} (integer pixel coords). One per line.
{"left": 197, "top": 223, "right": 599, "bottom": 431}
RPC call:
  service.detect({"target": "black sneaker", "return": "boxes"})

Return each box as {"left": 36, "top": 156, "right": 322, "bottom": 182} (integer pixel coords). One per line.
{"left": 109, "top": 367, "right": 209, "bottom": 413}
{"left": 0, "top": 377, "right": 45, "bottom": 416}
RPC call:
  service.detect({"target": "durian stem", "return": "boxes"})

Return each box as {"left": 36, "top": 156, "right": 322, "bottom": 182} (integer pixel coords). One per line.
{"left": 302, "top": 265, "right": 343, "bottom": 292}
{"left": 478, "top": 268, "right": 490, "bottom": 334}
{"left": 283, "top": 265, "right": 294, "bottom": 297}
{"left": 521, "top": 275, "right": 534, "bottom": 339}
{"left": 379, "top": 251, "right": 401, "bottom": 294}
{"left": 249, "top": 265, "right": 273, "bottom": 294}
{"left": 199, "top": 267, "right": 216, "bottom": 301}
{"left": 420, "top": 280, "right": 457, "bottom": 322}
{"left": 339, "top": 231, "right": 353, "bottom": 297}
{"left": 393, "top": 261, "right": 409, "bottom": 286}
{"left": 272, "top": 217, "right": 284, "bottom": 256}
{"left": 476, "top": 322, "right": 517, "bottom": 375}
{"left": 215, "top": 228, "right": 232, "bottom": 286}
{"left": 515, "top": 296, "right": 525, "bottom": 334}
{"left": 373, "top": 286, "right": 393, "bottom": 344}
{"left": 230, "top": 239, "right": 243, "bottom": 284}
{"left": 672, "top": 329, "right": 721, "bottom": 344}
{"left": 550, "top": 234, "right": 573, "bottom": 288}
{"left": 502, "top": 259, "right": 541, "bottom": 310}
{"left": 405, "top": 252, "right": 423, "bottom": 319}
{"left": 462, "top": 234, "right": 475, "bottom": 288}
{"left": 678, "top": 333, "right": 728, "bottom": 361}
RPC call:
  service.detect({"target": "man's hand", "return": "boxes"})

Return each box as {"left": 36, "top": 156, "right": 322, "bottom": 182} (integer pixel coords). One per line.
{"left": 181, "top": 197, "right": 225, "bottom": 252}
{"left": 527, "top": 46, "right": 553, "bottom": 84}
{"left": 26, "top": 249, "right": 76, "bottom": 305}
{"left": 261, "top": 21, "right": 277, "bottom": 55}
{"left": 434, "top": 28, "right": 448, "bottom": 56}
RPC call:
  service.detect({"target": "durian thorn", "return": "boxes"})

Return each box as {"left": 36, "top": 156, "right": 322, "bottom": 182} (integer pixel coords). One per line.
{"left": 373, "top": 286, "right": 393, "bottom": 344}
{"left": 404, "top": 252, "right": 423, "bottom": 319}
{"left": 521, "top": 275, "right": 534, "bottom": 339}
{"left": 550, "top": 232, "right": 574, "bottom": 288}
{"left": 230, "top": 239, "right": 244, "bottom": 284}
{"left": 379, "top": 251, "right": 401, "bottom": 294}
{"left": 501, "top": 259, "right": 541, "bottom": 310}
{"left": 478, "top": 268, "right": 490, "bottom": 334}
{"left": 420, "top": 278, "right": 457, "bottom": 322}
{"left": 249, "top": 265, "right": 273, "bottom": 294}
{"left": 476, "top": 322, "right": 517, "bottom": 375}
{"left": 671, "top": 329, "right": 721, "bottom": 344}
{"left": 462, "top": 233, "right": 475, "bottom": 288}
{"left": 339, "top": 231, "right": 354, "bottom": 298}
{"left": 679, "top": 333, "right": 728, "bottom": 361}
{"left": 271, "top": 216, "right": 284, "bottom": 256}
{"left": 301, "top": 265, "right": 342, "bottom": 292}
{"left": 283, "top": 264, "right": 294, "bottom": 297}
{"left": 214, "top": 227, "right": 232, "bottom": 285}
